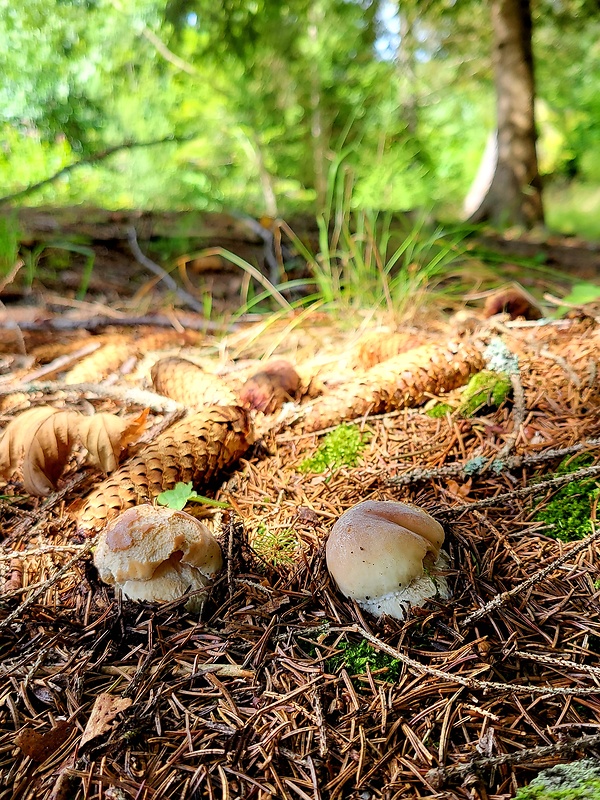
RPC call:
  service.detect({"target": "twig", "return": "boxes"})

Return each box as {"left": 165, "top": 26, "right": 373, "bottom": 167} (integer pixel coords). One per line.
{"left": 497, "top": 371, "right": 525, "bottom": 459}
{"left": 346, "top": 624, "right": 600, "bottom": 697}
{"left": 439, "top": 463, "right": 600, "bottom": 519}
{"left": 14, "top": 341, "right": 102, "bottom": 383}
{"left": 0, "top": 135, "right": 197, "bottom": 206}
{"left": 0, "top": 313, "right": 233, "bottom": 333}
{"left": 514, "top": 650, "right": 600, "bottom": 679}
{"left": 426, "top": 732, "right": 600, "bottom": 788}
{"left": 0, "top": 541, "right": 94, "bottom": 629}
{"left": 0, "top": 380, "right": 184, "bottom": 413}
{"left": 461, "top": 524, "right": 600, "bottom": 626}
{"left": 127, "top": 227, "right": 207, "bottom": 315}
{"left": 0, "top": 545, "right": 87, "bottom": 562}
{"left": 388, "top": 438, "right": 600, "bottom": 486}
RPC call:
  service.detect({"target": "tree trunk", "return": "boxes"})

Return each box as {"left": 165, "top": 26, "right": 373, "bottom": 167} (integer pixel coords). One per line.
{"left": 467, "top": 0, "right": 543, "bottom": 228}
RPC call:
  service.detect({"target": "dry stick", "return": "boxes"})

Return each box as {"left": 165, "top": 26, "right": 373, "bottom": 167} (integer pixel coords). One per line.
{"left": 388, "top": 438, "right": 600, "bottom": 486}
{"left": 496, "top": 371, "right": 526, "bottom": 460}
{"left": 0, "top": 314, "right": 232, "bottom": 333}
{"left": 127, "top": 226, "right": 207, "bottom": 315}
{"left": 0, "top": 380, "right": 184, "bottom": 413}
{"left": 514, "top": 650, "right": 600, "bottom": 679}
{"left": 440, "top": 463, "right": 600, "bottom": 519}
{"left": 0, "top": 541, "right": 94, "bottom": 630}
{"left": 426, "top": 732, "right": 600, "bottom": 788}
{"left": 12, "top": 341, "right": 102, "bottom": 384}
{"left": 347, "top": 624, "right": 600, "bottom": 697}
{"left": 461, "top": 525, "right": 600, "bottom": 627}
{"left": 0, "top": 545, "right": 86, "bottom": 562}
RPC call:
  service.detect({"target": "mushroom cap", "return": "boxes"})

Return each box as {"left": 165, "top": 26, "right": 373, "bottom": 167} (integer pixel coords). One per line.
{"left": 325, "top": 500, "right": 445, "bottom": 603}
{"left": 93, "top": 504, "right": 223, "bottom": 606}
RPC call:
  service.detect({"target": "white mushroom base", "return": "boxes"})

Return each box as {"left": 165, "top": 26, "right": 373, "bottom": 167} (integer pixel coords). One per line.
{"left": 357, "top": 551, "right": 451, "bottom": 620}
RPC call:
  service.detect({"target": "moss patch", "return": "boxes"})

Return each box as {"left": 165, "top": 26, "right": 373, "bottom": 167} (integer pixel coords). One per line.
{"left": 327, "top": 640, "right": 401, "bottom": 682}
{"left": 299, "top": 423, "right": 369, "bottom": 473}
{"left": 535, "top": 454, "right": 599, "bottom": 542}
{"left": 425, "top": 402, "right": 453, "bottom": 418}
{"left": 514, "top": 760, "right": 600, "bottom": 800}
{"left": 458, "top": 370, "right": 512, "bottom": 417}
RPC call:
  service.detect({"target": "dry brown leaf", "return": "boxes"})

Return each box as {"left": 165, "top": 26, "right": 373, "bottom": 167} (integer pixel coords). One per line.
{"left": 0, "top": 406, "right": 59, "bottom": 478}
{"left": 1, "top": 407, "right": 148, "bottom": 496}
{"left": 78, "top": 409, "right": 149, "bottom": 473}
{"left": 15, "top": 720, "right": 73, "bottom": 762}
{"left": 80, "top": 693, "right": 132, "bottom": 747}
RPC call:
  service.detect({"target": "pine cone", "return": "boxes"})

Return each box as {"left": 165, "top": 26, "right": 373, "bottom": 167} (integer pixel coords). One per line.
{"left": 300, "top": 342, "right": 484, "bottom": 432}
{"left": 151, "top": 357, "right": 237, "bottom": 407}
{"left": 77, "top": 405, "right": 253, "bottom": 533}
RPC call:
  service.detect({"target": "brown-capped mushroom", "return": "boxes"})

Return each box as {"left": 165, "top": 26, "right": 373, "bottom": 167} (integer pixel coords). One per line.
{"left": 93, "top": 504, "right": 223, "bottom": 612}
{"left": 239, "top": 359, "right": 301, "bottom": 414}
{"left": 325, "top": 500, "right": 449, "bottom": 619}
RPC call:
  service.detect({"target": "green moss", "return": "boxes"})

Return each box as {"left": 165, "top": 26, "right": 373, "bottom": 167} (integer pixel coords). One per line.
{"left": 425, "top": 402, "right": 453, "bottom": 418}
{"left": 252, "top": 524, "right": 298, "bottom": 566}
{"left": 535, "top": 454, "right": 599, "bottom": 542}
{"left": 515, "top": 760, "right": 600, "bottom": 800}
{"left": 299, "top": 424, "right": 369, "bottom": 473}
{"left": 327, "top": 639, "right": 402, "bottom": 682}
{"left": 458, "top": 370, "right": 512, "bottom": 417}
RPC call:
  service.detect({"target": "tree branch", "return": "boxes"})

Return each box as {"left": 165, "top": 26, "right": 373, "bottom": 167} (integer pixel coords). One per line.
{"left": 0, "top": 134, "right": 197, "bottom": 206}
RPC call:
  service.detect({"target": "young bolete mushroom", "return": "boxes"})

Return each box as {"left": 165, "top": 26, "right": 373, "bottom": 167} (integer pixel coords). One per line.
{"left": 325, "top": 500, "right": 450, "bottom": 619}
{"left": 93, "top": 504, "right": 223, "bottom": 612}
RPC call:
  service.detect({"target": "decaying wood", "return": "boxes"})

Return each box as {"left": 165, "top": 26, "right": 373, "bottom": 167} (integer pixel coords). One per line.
{"left": 77, "top": 405, "right": 254, "bottom": 532}
{"left": 299, "top": 341, "right": 484, "bottom": 432}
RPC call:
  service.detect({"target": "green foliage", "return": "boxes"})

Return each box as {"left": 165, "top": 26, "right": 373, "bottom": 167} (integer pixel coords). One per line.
{"left": 514, "top": 760, "right": 600, "bottom": 800}
{"left": 458, "top": 370, "right": 512, "bottom": 417}
{"left": 0, "top": 215, "right": 19, "bottom": 277}
{"left": 553, "top": 280, "right": 600, "bottom": 316}
{"left": 252, "top": 524, "right": 298, "bottom": 567}
{"left": 535, "top": 454, "right": 599, "bottom": 542}
{"left": 156, "top": 481, "right": 230, "bottom": 511}
{"left": 425, "top": 402, "right": 454, "bottom": 419}
{"left": 299, "top": 424, "right": 368, "bottom": 474}
{"left": 327, "top": 639, "right": 402, "bottom": 682}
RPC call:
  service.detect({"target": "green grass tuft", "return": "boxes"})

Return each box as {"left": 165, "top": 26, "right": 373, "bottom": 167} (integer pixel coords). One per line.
{"left": 252, "top": 525, "right": 299, "bottom": 567}
{"left": 535, "top": 454, "right": 599, "bottom": 542}
{"left": 299, "top": 424, "right": 369, "bottom": 473}
{"left": 327, "top": 640, "right": 402, "bottom": 682}
{"left": 458, "top": 370, "right": 512, "bottom": 417}
{"left": 425, "top": 402, "right": 453, "bottom": 418}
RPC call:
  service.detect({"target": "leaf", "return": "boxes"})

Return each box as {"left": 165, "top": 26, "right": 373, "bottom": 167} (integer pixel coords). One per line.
{"left": 0, "top": 407, "right": 59, "bottom": 478}
{"left": 80, "top": 693, "right": 132, "bottom": 747}
{"left": 156, "top": 481, "right": 230, "bottom": 510}
{"left": 555, "top": 281, "right": 600, "bottom": 316}
{"left": 21, "top": 411, "right": 78, "bottom": 496}
{"left": 15, "top": 719, "right": 73, "bottom": 762}
{"left": 78, "top": 408, "right": 149, "bottom": 473}
{"left": 157, "top": 481, "right": 197, "bottom": 510}
{"left": 1, "top": 406, "right": 149, "bottom": 496}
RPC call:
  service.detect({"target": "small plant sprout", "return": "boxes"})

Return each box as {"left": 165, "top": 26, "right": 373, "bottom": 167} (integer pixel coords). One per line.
{"left": 157, "top": 482, "right": 230, "bottom": 511}
{"left": 252, "top": 525, "right": 299, "bottom": 567}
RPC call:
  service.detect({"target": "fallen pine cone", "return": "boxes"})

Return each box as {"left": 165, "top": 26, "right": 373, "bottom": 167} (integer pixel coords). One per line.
{"left": 64, "top": 337, "right": 136, "bottom": 384}
{"left": 239, "top": 359, "right": 301, "bottom": 414}
{"left": 76, "top": 405, "right": 254, "bottom": 533}
{"left": 298, "top": 342, "right": 485, "bottom": 433}
{"left": 151, "top": 357, "right": 237, "bottom": 408}
{"left": 353, "top": 331, "right": 424, "bottom": 369}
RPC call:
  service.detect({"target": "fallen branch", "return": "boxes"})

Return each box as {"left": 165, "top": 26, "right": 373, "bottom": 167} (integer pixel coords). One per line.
{"left": 0, "top": 541, "right": 93, "bottom": 629}
{"left": 426, "top": 732, "right": 600, "bottom": 788}
{"left": 440, "top": 463, "right": 600, "bottom": 519}
{"left": 0, "top": 313, "right": 232, "bottom": 333}
{"left": 127, "top": 226, "right": 207, "bottom": 315}
{"left": 346, "top": 624, "right": 600, "bottom": 697}
{"left": 388, "top": 439, "right": 600, "bottom": 486}
{"left": 461, "top": 524, "right": 600, "bottom": 626}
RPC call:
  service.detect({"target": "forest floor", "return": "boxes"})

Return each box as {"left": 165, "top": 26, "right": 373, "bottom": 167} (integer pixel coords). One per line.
{"left": 0, "top": 219, "right": 600, "bottom": 800}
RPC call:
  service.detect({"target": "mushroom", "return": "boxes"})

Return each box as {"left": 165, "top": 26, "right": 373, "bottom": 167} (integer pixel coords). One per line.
{"left": 93, "top": 504, "right": 223, "bottom": 612}
{"left": 325, "top": 500, "right": 450, "bottom": 619}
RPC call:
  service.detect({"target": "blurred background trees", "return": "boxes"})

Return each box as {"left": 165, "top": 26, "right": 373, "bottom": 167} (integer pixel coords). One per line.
{"left": 1, "top": 0, "right": 600, "bottom": 234}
